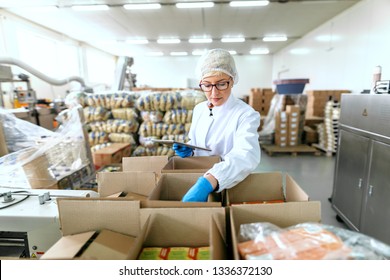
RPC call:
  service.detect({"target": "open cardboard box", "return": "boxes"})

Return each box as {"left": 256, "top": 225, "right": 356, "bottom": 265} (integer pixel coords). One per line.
{"left": 145, "top": 173, "right": 222, "bottom": 208}
{"left": 229, "top": 202, "right": 321, "bottom": 260}
{"left": 41, "top": 198, "right": 144, "bottom": 260}
{"left": 225, "top": 172, "right": 310, "bottom": 206}
{"left": 161, "top": 156, "right": 221, "bottom": 174}
{"left": 97, "top": 171, "right": 156, "bottom": 198}
{"left": 138, "top": 207, "right": 227, "bottom": 260}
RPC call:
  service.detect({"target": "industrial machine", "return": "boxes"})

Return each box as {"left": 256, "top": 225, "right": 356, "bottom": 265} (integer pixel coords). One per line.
{"left": 0, "top": 187, "right": 99, "bottom": 259}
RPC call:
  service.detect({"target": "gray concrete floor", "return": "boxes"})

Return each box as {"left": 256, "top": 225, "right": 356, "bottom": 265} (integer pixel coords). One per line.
{"left": 254, "top": 151, "right": 347, "bottom": 229}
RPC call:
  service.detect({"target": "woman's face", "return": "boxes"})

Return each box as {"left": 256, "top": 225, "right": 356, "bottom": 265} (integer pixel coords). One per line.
{"left": 200, "top": 73, "right": 233, "bottom": 107}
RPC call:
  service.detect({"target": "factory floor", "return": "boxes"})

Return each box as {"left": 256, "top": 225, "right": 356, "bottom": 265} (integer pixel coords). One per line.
{"left": 255, "top": 149, "right": 346, "bottom": 229}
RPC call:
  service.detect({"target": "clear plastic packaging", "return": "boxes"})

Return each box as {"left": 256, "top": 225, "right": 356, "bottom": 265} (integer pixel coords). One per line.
{"left": 238, "top": 222, "right": 390, "bottom": 260}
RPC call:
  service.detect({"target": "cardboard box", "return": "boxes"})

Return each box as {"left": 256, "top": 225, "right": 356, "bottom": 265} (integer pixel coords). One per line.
{"left": 229, "top": 201, "right": 321, "bottom": 260}
{"left": 41, "top": 199, "right": 144, "bottom": 260}
{"left": 92, "top": 143, "right": 131, "bottom": 167}
{"left": 147, "top": 173, "right": 222, "bottom": 208}
{"left": 225, "top": 172, "right": 311, "bottom": 206}
{"left": 97, "top": 171, "right": 156, "bottom": 197}
{"left": 161, "top": 156, "right": 221, "bottom": 173}
{"left": 122, "top": 156, "right": 169, "bottom": 182}
{"left": 139, "top": 207, "right": 227, "bottom": 260}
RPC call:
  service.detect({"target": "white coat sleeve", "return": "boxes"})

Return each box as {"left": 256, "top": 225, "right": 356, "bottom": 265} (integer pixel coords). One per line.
{"left": 207, "top": 109, "right": 261, "bottom": 191}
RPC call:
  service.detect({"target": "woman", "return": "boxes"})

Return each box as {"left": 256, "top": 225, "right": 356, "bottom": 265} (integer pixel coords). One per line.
{"left": 173, "top": 48, "right": 261, "bottom": 202}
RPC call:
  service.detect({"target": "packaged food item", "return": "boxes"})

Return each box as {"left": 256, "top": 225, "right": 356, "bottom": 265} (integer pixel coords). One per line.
{"left": 138, "top": 247, "right": 210, "bottom": 260}
{"left": 237, "top": 222, "right": 390, "bottom": 260}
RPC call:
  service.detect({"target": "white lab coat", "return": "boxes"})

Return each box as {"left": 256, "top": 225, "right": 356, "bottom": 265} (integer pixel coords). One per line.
{"left": 188, "top": 94, "right": 261, "bottom": 191}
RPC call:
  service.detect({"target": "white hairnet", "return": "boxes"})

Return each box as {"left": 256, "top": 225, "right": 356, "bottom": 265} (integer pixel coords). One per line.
{"left": 196, "top": 49, "right": 239, "bottom": 84}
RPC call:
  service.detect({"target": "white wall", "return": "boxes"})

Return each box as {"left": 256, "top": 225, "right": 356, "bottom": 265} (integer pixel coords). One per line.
{"left": 272, "top": 0, "right": 390, "bottom": 94}
{"left": 132, "top": 54, "right": 273, "bottom": 98}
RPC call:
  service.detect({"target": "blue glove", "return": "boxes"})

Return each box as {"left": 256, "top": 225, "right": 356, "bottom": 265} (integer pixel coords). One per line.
{"left": 173, "top": 143, "right": 193, "bottom": 158}
{"left": 182, "top": 177, "right": 214, "bottom": 202}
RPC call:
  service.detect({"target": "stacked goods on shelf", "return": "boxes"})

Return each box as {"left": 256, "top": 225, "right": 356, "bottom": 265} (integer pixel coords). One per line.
{"left": 248, "top": 88, "right": 275, "bottom": 130}
{"left": 316, "top": 99, "right": 340, "bottom": 153}
{"left": 305, "top": 90, "right": 350, "bottom": 118}
{"left": 83, "top": 91, "right": 140, "bottom": 161}
{"left": 133, "top": 90, "right": 206, "bottom": 157}
{"left": 274, "top": 105, "right": 302, "bottom": 147}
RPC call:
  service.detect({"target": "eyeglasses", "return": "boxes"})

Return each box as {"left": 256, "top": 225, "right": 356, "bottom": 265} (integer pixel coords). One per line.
{"left": 199, "top": 80, "right": 230, "bottom": 92}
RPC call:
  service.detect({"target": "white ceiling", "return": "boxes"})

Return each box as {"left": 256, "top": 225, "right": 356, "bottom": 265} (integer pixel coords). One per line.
{"left": 0, "top": 0, "right": 361, "bottom": 57}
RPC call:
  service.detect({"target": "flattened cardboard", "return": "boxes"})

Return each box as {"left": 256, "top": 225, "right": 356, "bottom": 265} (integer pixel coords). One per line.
{"left": 161, "top": 156, "right": 221, "bottom": 173}
{"left": 229, "top": 202, "right": 321, "bottom": 260}
{"left": 147, "top": 173, "right": 222, "bottom": 207}
{"left": 97, "top": 171, "right": 156, "bottom": 197}
{"left": 139, "top": 207, "right": 226, "bottom": 259}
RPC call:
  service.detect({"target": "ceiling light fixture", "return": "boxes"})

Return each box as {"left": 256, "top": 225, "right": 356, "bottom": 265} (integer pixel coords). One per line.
{"left": 157, "top": 38, "right": 181, "bottom": 44}
{"left": 188, "top": 38, "right": 213, "bottom": 44}
{"left": 71, "top": 5, "right": 109, "bottom": 11}
{"left": 229, "top": 1, "right": 269, "bottom": 7}
{"left": 192, "top": 50, "right": 207, "bottom": 56}
{"left": 221, "top": 37, "right": 245, "bottom": 43}
{"left": 170, "top": 52, "right": 188, "bottom": 56}
{"left": 123, "top": 4, "right": 162, "bottom": 10}
{"left": 176, "top": 2, "right": 215, "bottom": 9}
{"left": 263, "top": 35, "right": 288, "bottom": 42}
{"left": 228, "top": 50, "right": 237, "bottom": 55}
{"left": 125, "top": 39, "right": 149, "bottom": 44}
{"left": 250, "top": 48, "right": 270, "bottom": 55}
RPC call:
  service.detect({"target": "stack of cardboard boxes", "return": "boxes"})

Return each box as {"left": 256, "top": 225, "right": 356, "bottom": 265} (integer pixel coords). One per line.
{"left": 248, "top": 88, "right": 275, "bottom": 130}
{"left": 305, "top": 90, "right": 350, "bottom": 118}
{"left": 40, "top": 155, "right": 321, "bottom": 260}
{"left": 274, "top": 105, "right": 302, "bottom": 147}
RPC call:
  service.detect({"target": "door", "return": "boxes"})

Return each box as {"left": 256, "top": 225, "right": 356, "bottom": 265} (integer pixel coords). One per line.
{"left": 360, "top": 140, "right": 390, "bottom": 245}
{"left": 332, "top": 129, "right": 370, "bottom": 231}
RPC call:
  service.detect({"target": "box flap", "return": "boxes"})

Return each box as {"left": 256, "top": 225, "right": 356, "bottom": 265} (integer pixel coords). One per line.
{"left": 161, "top": 156, "right": 221, "bottom": 173}
{"left": 226, "top": 172, "right": 284, "bottom": 205}
{"left": 57, "top": 198, "right": 141, "bottom": 237}
{"left": 122, "top": 156, "right": 168, "bottom": 174}
{"left": 81, "top": 229, "right": 136, "bottom": 260}
{"left": 139, "top": 207, "right": 225, "bottom": 248}
{"left": 229, "top": 202, "right": 321, "bottom": 260}
{"left": 41, "top": 231, "right": 96, "bottom": 260}
{"left": 210, "top": 212, "right": 227, "bottom": 260}
{"left": 285, "top": 174, "right": 309, "bottom": 201}
{"left": 97, "top": 171, "right": 156, "bottom": 197}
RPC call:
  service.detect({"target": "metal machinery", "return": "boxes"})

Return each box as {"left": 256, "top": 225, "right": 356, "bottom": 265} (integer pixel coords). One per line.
{"left": 331, "top": 94, "right": 390, "bottom": 245}
{"left": 0, "top": 58, "right": 101, "bottom": 258}
{"left": 0, "top": 187, "right": 99, "bottom": 259}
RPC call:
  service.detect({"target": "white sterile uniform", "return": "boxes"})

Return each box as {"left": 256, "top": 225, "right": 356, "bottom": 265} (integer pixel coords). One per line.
{"left": 188, "top": 93, "right": 261, "bottom": 191}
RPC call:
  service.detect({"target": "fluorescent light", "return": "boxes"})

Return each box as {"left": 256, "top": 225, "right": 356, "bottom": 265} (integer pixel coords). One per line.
{"left": 125, "top": 39, "right": 149, "bottom": 44}
{"left": 170, "top": 52, "right": 188, "bottom": 56}
{"left": 192, "top": 50, "right": 207, "bottom": 56}
{"left": 250, "top": 48, "right": 270, "bottom": 55}
{"left": 228, "top": 50, "right": 237, "bottom": 55}
{"left": 71, "top": 5, "right": 109, "bottom": 11}
{"left": 188, "top": 38, "right": 213, "bottom": 44}
{"left": 221, "top": 37, "right": 245, "bottom": 43}
{"left": 146, "top": 52, "right": 164, "bottom": 56}
{"left": 263, "top": 35, "right": 288, "bottom": 42}
{"left": 229, "top": 1, "right": 269, "bottom": 7}
{"left": 157, "top": 39, "right": 181, "bottom": 44}
{"left": 123, "top": 4, "right": 161, "bottom": 10}
{"left": 176, "top": 2, "right": 214, "bottom": 9}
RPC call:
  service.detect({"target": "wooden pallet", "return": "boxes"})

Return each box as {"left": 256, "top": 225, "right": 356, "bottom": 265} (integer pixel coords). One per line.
{"left": 261, "top": 144, "right": 322, "bottom": 156}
